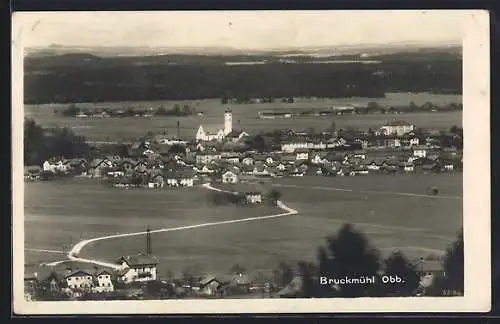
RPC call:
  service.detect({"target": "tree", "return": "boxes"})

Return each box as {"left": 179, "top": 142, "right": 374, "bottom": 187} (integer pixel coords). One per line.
{"left": 317, "top": 224, "right": 381, "bottom": 297}
{"left": 442, "top": 229, "right": 464, "bottom": 295}
{"left": 380, "top": 251, "right": 421, "bottom": 296}
{"left": 272, "top": 261, "right": 295, "bottom": 288}
{"left": 266, "top": 189, "right": 282, "bottom": 206}
{"left": 230, "top": 263, "right": 246, "bottom": 275}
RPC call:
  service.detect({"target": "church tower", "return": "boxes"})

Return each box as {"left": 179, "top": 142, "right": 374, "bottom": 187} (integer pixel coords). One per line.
{"left": 224, "top": 110, "right": 233, "bottom": 135}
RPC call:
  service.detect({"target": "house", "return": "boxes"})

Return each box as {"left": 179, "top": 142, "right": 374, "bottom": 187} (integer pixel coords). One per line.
{"left": 222, "top": 170, "right": 238, "bottom": 184}
{"left": 24, "top": 165, "right": 42, "bottom": 181}
{"left": 241, "top": 156, "right": 255, "bottom": 166}
{"left": 399, "top": 162, "right": 415, "bottom": 172}
{"left": 196, "top": 152, "right": 221, "bottom": 165}
{"left": 148, "top": 172, "right": 165, "bottom": 188}
{"left": 413, "top": 145, "right": 428, "bottom": 158}
{"left": 295, "top": 148, "right": 309, "bottom": 160}
{"left": 118, "top": 254, "right": 159, "bottom": 283}
{"left": 378, "top": 120, "right": 415, "bottom": 136}
{"left": 42, "top": 158, "right": 71, "bottom": 174}
{"left": 89, "top": 158, "right": 113, "bottom": 178}
{"left": 177, "top": 168, "right": 195, "bottom": 187}
{"left": 65, "top": 270, "right": 94, "bottom": 291}
{"left": 93, "top": 270, "right": 114, "bottom": 293}
{"left": 198, "top": 276, "right": 224, "bottom": 296}
{"left": 66, "top": 158, "right": 89, "bottom": 174}
{"left": 310, "top": 152, "right": 328, "bottom": 165}
{"left": 245, "top": 192, "right": 263, "bottom": 204}
{"left": 442, "top": 160, "right": 455, "bottom": 172}
{"left": 253, "top": 165, "right": 271, "bottom": 177}
{"left": 226, "top": 129, "right": 250, "bottom": 143}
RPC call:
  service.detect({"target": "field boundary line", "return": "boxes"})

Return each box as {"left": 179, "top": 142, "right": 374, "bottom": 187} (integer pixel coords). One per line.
{"left": 271, "top": 183, "right": 462, "bottom": 200}
{"left": 45, "top": 183, "right": 298, "bottom": 269}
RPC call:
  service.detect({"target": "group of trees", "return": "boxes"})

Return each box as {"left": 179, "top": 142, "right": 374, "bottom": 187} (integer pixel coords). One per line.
{"left": 24, "top": 118, "right": 91, "bottom": 166}
{"left": 296, "top": 224, "right": 464, "bottom": 298}
{"left": 154, "top": 104, "right": 196, "bottom": 117}
{"left": 58, "top": 104, "right": 197, "bottom": 118}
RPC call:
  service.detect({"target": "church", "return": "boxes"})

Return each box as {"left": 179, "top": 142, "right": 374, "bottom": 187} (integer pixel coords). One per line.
{"left": 196, "top": 110, "right": 249, "bottom": 142}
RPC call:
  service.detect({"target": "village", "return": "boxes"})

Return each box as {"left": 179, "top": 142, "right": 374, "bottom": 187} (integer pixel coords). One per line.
{"left": 23, "top": 109, "right": 464, "bottom": 301}
{"left": 25, "top": 110, "right": 463, "bottom": 196}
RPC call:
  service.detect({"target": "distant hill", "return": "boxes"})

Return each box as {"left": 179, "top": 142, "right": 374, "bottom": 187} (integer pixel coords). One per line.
{"left": 23, "top": 46, "right": 462, "bottom": 104}
{"left": 25, "top": 42, "right": 461, "bottom": 58}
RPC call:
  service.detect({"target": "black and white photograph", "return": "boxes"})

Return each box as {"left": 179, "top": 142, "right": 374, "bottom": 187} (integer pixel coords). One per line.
{"left": 12, "top": 10, "right": 490, "bottom": 314}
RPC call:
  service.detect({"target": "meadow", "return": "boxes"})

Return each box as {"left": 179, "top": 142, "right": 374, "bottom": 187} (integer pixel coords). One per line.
{"left": 24, "top": 173, "right": 462, "bottom": 278}
{"left": 24, "top": 179, "right": 280, "bottom": 266}
{"left": 23, "top": 93, "right": 462, "bottom": 141}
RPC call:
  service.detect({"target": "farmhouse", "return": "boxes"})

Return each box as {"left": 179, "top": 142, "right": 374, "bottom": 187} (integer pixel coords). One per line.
{"left": 65, "top": 270, "right": 94, "bottom": 291}
{"left": 198, "top": 276, "right": 224, "bottom": 296}
{"left": 222, "top": 170, "right": 238, "bottom": 184}
{"left": 413, "top": 145, "right": 428, "bottom": 158}
{"left": 118, "top": 255, "right": 159, "bottom": 283}
{"left": 94, "top": 270, "right": 114, "bottom": 293}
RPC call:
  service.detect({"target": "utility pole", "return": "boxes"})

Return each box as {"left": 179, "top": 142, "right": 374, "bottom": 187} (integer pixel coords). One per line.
{"left": 177, "top": 120, "right": 180, "bottom": 139}
{"left": 146, "top": 227, "right": 152, "bottom": 255}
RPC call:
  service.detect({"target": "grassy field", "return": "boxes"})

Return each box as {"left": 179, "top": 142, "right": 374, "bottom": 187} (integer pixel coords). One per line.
{"left": 24, "top": 173, "right": 462, "bottom": 278}
{"left": 24, "top": 179, "right": 280, "bottom": 266}
{"left": 24, "top": 93, "right": 462, "bottom": 141}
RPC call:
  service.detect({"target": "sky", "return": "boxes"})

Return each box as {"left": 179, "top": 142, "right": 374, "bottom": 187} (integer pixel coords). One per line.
{"left": 13, "top": 10, "right": 469, "bottom": 49}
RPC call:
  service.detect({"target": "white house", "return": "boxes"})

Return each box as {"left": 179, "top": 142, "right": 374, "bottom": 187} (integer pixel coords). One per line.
{"left": 118, "top": 255, "right": 159, "bottom": 283}
{"left": 65, "top": 270, "right": 94, "bottom": 291}
{"left": 196, "top": 110, "right": 233, "bottom": 142}
{"left": 378, "top": 120, "right": 415, "bottom": 136}
{"left": 295, "top": 148, "right": 309, "bottom": 160}
{"left": 245, "top": 192, "right": 263, "bottom": 204}
{"left": 43, "top": 159, "right": 71, "bottom": 173}
{"left": 413, "top": 145, "right": 428, "bottom": 158}
{"left": 222, "top": 171, "right": 238, "bottom": 184}
{"left": 93, "top": 270, "right": 114, "bottom": 293}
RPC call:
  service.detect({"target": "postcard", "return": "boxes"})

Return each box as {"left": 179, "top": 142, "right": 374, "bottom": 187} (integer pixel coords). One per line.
{"left": 12, "top": 10, "right": 490, "bottom": 314}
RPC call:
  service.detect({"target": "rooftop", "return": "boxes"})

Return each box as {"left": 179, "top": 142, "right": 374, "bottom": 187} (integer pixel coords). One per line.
{"left": 383, "top": 120, "right": 414, "bottom": 127}
{"left": 119, "top": 254, "right": 159, "bottom": 267}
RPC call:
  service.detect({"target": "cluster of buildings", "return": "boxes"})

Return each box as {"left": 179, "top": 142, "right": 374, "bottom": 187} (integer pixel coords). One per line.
{"left": 25, "top": 252, "right": 160, "bottom": 301}
{"left": 24, "top": 111, "right": 463, "bottom": 190}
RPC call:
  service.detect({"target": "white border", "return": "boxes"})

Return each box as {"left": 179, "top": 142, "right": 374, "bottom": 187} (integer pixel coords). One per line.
{"left": 12, "top": 10, "right": 491, "bottom": 314}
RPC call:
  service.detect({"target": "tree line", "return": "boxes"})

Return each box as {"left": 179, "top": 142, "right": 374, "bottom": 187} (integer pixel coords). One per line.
{"left": 24, "top": 118, "right": 91, "bottom": 166}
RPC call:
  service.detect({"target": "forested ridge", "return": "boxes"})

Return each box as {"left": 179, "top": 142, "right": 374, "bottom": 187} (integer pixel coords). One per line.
{"left": 24, "top": 50, "right": 462, "bottom": 104}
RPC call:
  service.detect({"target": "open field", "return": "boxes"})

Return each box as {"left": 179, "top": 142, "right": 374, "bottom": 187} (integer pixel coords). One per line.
{"left": 24, "top": 179, "right": 280, "bottom": 266}
{"left": 24, "top": 93, "right": 462, "bottom": 141}
{"left": 24, "top": 173, "right": 462, "bottom": 278}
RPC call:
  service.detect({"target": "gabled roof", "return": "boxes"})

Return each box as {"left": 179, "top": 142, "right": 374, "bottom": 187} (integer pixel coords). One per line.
{"left": 65, "top": 269, "right": 94, "bottom": 279}
{"left": 383, "top": 120, "right": 413, "bottom": 127}
{"left": 199, "top": 125, "right": 224, "bottom": 135}
{"left": 119, "top": 254, "right": 159, "bottom": 267}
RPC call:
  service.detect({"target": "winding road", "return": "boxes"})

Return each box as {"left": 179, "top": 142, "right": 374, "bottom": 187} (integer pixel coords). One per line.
{"left": 40, "top": 183, "right": 299, "bottom": 269}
